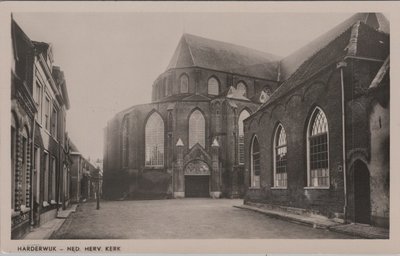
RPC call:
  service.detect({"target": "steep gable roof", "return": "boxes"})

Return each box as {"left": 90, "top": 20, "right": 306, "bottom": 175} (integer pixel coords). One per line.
{"left": 280, "top": 13, "right": 389, "bottom": 80}
{"left": 259, "top": 21, "right": 389, "bottom": 110}
{"left": 166, "top": 33, "right": 281, "bottom": 80}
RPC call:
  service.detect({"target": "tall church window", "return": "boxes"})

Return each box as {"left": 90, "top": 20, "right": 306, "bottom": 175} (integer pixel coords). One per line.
{"left": 307, "top": 107, "right": 329, "bottom": 187}
{"left": 145, "top": 112, "right": 164, "bottom": 167}
{"left": 11, "top": 114, "right": 16, "bottom": 209}
{"left": 180, "top": 74, "right": 189, "bottom": 93}
{"left": 189, "top": 110, "right": 205, "bottom": 148}
{"left": 274, "top": 124, "right": 287, "bottom": 187}
{"left": 250, "top": 136, "right": 260, "bottom": 188}
{"left": 237, "top": 82, "right": 247, "bottom": 97}
{"left": 238, "top": 109, "right": 250, "bottom": 165}
{"left": 122, "top": 117, "right": 129, "bottom": 168}
{"left": 208, "top": 77, "right": 219, "bottom": 95}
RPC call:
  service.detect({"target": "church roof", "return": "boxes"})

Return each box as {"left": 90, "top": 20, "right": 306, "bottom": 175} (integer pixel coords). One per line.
{"left": 166, "top": 33, "right": 281, "bottom": 80}
{"left": 259, "top": 19, "right": 389, "bottom": 110}
{"left": 280, "top": 13, "right": 389, "bottom": 80}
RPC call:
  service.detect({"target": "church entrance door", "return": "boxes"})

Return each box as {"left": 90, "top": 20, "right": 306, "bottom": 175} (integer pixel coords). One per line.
{"left": 348, "top": 160, "right": 371, "bottom": 224}
{"left": 184, "top": 160, "right": 211, "bottom": 198}
{"left": 185, "top": 176, "right": 210, "bottom": 197}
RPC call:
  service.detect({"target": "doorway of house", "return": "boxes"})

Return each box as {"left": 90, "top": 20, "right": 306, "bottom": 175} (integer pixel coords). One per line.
{"left": 185, "top": 175, "right": 210, "bottom": 197}
{"left": 352, "top": 160, "right": 371, "bottom": 224}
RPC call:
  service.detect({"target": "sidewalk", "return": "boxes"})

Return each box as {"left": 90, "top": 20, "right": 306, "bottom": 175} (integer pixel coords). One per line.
{"left": 24, "top": 204, "right": 78, "bottom": 240}
{"left": 234, "top": 204, "right": 389, "bottom": 239}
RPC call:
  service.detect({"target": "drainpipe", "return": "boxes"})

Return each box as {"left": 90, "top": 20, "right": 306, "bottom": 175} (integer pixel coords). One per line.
{"left": 337, "top": 60, "right": 348, "bottom": 222}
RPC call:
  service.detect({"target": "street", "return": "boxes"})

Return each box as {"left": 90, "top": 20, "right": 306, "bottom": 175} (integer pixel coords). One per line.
{"left": 52, "top": 199, "right": 358, "bottom": 239}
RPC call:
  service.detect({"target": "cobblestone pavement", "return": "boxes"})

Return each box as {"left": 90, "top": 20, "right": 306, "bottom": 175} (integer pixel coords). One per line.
{"left": 53, "top": 199, "right": 358, "bottom": 239}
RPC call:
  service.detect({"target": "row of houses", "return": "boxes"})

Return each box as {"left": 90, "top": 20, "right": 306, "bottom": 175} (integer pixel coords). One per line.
{"left": 11, "top": 18, "right": 102, "bottom": 239}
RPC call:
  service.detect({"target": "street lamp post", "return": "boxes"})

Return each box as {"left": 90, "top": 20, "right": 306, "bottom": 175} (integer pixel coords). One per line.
{"left": 96, "top": 168, "right": 100, "bottom": 210}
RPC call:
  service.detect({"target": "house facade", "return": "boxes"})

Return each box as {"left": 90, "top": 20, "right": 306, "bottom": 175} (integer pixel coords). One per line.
{"left": 243, "top": 14, "right": 389, "bottom": 228}
{"left": 103, "top": 34, "right": 280, "bottom": 199}
{"left": 11, "top": 18, "right": 72, "bottom": 239}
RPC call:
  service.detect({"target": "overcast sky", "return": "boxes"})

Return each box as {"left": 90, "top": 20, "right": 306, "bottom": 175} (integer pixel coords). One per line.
{"left": 13, "top": 12, "right": 356, "bottom": 161}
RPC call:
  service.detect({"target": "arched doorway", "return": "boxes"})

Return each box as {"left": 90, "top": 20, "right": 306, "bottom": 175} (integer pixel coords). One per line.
{"left": 184, "top": 160, "right": 210, "bottom": 197}
{"left": 350, "top": 160, "right": 371, "bottom": 224}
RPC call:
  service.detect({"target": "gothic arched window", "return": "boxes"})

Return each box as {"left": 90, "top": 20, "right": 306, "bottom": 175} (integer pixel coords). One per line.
{"left": 307, "top": 107, "right": 329, "bottom": 187}
{"left": 274, "top": 124, "right": 287, "bottom": 187}
{"left": 145, "top": 112, "right": 164, "bottom": 167}
{"left": 237, "top": 82, "right": 247, "bottom": 97}
{"left": 121, "top": 117, "right": 129, "bottom": 168}
{"left": 180, "top": 74, "right": 189, "bottom": 93}
{"left": 189, "top": 110, "right": 205, "bottom": 148}
{"left": 238, "top": 109, "right": 250, "bottom": 165}
{"left": 250, "top": 136, "right": 260, "bottom": 188}
{"left": 208, "top": 77, "right": 219, "bottom": 96}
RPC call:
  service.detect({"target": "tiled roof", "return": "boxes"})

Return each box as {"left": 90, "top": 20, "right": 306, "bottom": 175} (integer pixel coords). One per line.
{"left": 166, "top": 33, "right": 281, "bottom": 80}
{"left": 259, "top": 20, "right": 389, "bottom": 110}
{"left": 280, "top": 13, "right": 389, "bottom": 80}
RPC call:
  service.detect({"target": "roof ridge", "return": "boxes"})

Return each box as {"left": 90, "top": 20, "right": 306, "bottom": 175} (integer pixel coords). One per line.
{"left": 183, "top": 33, "right": 282, "bottom": 60}
{"left": 183, "top": 34, "right": 196, "bottom": 67}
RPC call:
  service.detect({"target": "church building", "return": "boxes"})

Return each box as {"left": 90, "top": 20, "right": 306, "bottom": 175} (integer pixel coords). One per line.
{"left": 103, "top": 12, "right": 390, "bottom": 228}
{"left": 243, "top": 13, "right": 389, "bottom": 228}
{"left": 103, "top": 33, "right": 281, "bottom": 199}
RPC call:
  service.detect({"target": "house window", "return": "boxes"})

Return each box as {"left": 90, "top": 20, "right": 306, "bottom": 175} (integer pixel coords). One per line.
{"left": 44, "top": 152, "right": 49, "bottom": 202}
{"left": 11, "top": 115, "right": 16, "bottom": 209}
{"left": 307, "top": 107, "right": 329, "bottom": 187}
{"left": 274, "top": 124, "right": 287, "bottom": 187}
{"left": 34, "top": 146, "right": 40, "bottom": 204}
{"left": 51, "top": 106, "right": 57, "bottom": 138}
{"left": 189, "top": 110, "right": 205, "bottom": 148}
{"left": 250, "top": 136, "right": 260, "bottom": 188}
{"left": 145, "top": 112, "right": 164, "bottom": 167}
{"left": 21, "top": 127, "right": 29, "bottom": 206}
{"left": 237, "top": 82, "right": 247, "bottom": 97}
{"left": 122, "top": 118, "right": 129, "bottom": 168}
{"left": 50, "top": 156, "right": 56, "bottom": 202}
{"left": 180, "top": 74, "right": 189, "bottom": 93}
{"left": 44, "top": 95, "right": 50, "bottom": 130}
{"left": 34, "top": 82, "right": 41, "bottom": 105}
{"left": 208, "top": 77, "right": 219, "bottom": 95}
{"left": 238, "top": 109, "right": 250, "bottom": 165}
